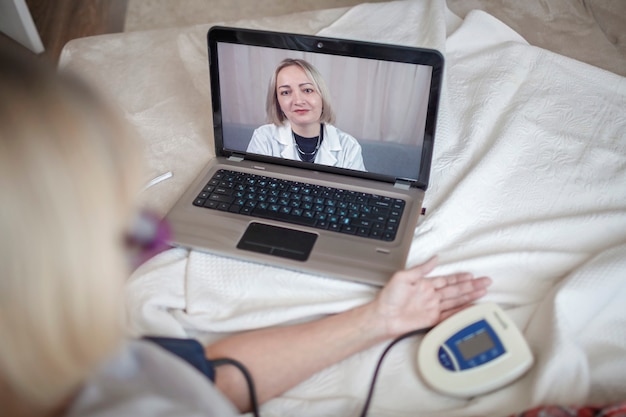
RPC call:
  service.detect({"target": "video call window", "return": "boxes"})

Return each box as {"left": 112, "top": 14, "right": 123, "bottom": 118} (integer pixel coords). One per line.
{"left": 216, "top": 42, "right": 433, "bottom": 180}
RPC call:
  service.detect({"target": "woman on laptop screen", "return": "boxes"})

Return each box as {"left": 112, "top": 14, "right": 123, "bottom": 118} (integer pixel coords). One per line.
{"left": 247, "top": 58, "right": 366, "bottom": 171}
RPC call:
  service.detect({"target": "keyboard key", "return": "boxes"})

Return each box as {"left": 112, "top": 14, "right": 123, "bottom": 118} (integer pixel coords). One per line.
{"left": 357, "top": 227, "right": 371, "bottom": 237}
{"left": 208, "top": 194, "right": 234, "bottom": 203}
{"left": 340, "top": 225, "right": 357, "bottom": 234}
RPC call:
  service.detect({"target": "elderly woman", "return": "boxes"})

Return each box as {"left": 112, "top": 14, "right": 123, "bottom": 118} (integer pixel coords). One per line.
{"left": 0, "top": 43, "right": 491, "bottom": 417}
{"left": 247, "top": 58, "right": 366, "bottom": 170}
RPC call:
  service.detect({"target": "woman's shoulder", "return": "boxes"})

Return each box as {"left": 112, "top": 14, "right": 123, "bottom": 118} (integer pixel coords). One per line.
{"left": 254, "top": 123, "right": 284, "bottom": 133}
{"left": 325, "top": 124, "right": 359, "bottom": 144}
{"left": 66, "top": 340, "right": 238, "bottom": 417}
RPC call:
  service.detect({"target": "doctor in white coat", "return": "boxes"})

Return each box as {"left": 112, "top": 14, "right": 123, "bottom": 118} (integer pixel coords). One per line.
{"left": 247, "top": 58, "right": 366, "bottom": 171}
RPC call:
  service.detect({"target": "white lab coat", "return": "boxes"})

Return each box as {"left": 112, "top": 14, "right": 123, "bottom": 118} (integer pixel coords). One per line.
{"left": 247, "top": 122, "right": 366, "bottom": 171}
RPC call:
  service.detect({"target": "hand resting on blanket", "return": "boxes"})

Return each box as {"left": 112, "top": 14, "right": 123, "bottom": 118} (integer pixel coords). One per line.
{"left": 206, "top": 256, "right": 492, "bottom": 411}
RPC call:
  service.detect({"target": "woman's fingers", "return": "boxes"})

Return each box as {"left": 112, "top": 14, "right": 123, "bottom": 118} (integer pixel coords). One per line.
{"left": 430, "top": 274, "right": 491, "bottom": 296}
{"left": 439, "top": 285, "right": 489, "bottom": 312}
{"left": 427, "top": 273, "right": 492, "bottom": 312}
{"left": 429, "top": 272, "right": 474, "bottom": 289}
{"left": 392, "top": 262, "right": 492, "bottom": 327}
{"left": 445, "top": 278, "right": 491, "bottom": 313}
{"left": 441, "top": 276, "right": 491, "bottom": 299}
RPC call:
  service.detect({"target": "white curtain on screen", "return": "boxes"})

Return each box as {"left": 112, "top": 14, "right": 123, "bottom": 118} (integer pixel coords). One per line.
{"left": 217, "top": 43, "right": 431, "bottom": 145}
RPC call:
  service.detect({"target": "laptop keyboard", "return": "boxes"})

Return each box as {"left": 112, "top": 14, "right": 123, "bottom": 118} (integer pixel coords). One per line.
{"left": 193, "top": 169, "right": 405, "bottom": 241}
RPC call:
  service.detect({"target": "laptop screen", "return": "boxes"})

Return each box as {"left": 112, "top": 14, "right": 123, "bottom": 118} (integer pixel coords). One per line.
{"left": 208, "top": 27, "right": 443, "bottom": 189}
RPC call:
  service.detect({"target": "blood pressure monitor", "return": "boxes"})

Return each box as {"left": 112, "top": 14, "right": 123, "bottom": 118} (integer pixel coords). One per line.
{"left": 417, "top": 303, "right": 534, "bottom": 397}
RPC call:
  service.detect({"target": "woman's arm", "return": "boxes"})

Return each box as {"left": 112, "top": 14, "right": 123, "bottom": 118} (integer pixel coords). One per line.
{"left": 205, "top": 256, "right": 491, "bottom": 412}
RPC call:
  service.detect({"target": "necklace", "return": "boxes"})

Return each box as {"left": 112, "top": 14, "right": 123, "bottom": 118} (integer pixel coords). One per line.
{"left": 292, "top": 124, "right": 323, "bottom": 162}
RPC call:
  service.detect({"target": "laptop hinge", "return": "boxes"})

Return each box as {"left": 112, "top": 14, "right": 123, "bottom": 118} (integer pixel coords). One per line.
{"left": 394, "top": 179, "right": 413, "bottom": 190}
{"left": 228, "top": 154, "right": 245, "bottom": 162}
{"left": 393, "top": 179, "right": 412, "bottom": 190}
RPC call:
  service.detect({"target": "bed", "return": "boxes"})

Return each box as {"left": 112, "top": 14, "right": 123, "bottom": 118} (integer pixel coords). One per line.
{"left": 59, "top": 1, "right": 626, "bottom": 416}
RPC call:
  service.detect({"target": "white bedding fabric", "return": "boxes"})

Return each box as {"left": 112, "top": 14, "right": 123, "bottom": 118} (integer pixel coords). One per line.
{"left": 60, "top": 0, "right": 626, "bottom": 416}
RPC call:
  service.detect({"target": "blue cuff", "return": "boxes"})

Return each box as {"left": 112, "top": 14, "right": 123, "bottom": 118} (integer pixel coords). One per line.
{"left": 142, "top": 336, "right": 216, "bottom": 382}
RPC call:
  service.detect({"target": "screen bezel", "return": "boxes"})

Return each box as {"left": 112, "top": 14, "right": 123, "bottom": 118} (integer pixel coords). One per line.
{"left": 207, "top": 26, "right": 444, "bottom": 190}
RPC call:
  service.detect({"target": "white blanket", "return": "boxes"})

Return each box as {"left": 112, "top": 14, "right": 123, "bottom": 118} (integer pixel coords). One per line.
{"left": 116, "top": 1, "right": 626, "bottom": 416}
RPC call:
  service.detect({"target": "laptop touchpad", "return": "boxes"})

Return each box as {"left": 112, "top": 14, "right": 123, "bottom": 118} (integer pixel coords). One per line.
{"left": 237, "top": 222, "right": 317, "bottom": 262}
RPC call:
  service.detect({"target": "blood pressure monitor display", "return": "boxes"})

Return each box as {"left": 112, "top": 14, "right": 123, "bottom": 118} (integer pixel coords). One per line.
{"left": 418, "top": 303, "right": 534, "bottom": 397}
{"left": 438, "top": 319, "right": 504, "bottom": 371}
{"left": 456, "top": 326, "right": 496, "bottom": 360}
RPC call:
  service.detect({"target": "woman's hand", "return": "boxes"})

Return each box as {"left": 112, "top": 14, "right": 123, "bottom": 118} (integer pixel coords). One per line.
{"left": 370, "top": 256, "right": 492, "bottom": 339}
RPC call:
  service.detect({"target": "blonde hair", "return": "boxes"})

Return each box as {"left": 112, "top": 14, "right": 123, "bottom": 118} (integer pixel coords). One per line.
{"left": 0, "top": 46, "right": 141, "bottom": 412}
{"left": 266, "top": 58, "right": 336, "bottom": 126}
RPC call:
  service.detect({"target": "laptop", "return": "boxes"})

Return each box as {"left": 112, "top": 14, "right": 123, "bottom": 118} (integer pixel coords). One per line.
{"left": 165, "top": 26, "right": 444, "bottom": 286}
